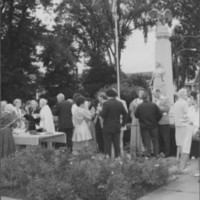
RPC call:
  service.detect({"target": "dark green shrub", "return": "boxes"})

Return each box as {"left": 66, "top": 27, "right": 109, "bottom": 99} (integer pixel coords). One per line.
{"left": 26, "top": 176, "right": 78, "bottom": 200}
{"left": 1, "top": 148, "right": 174, "bottom": 200}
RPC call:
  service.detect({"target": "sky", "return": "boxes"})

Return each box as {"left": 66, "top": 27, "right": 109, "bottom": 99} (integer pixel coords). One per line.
{"left": 35, "top": 2, "right": 158, "bottom": 74}
{"left": 121, "top": 30, "right": 156, "bottom": 73}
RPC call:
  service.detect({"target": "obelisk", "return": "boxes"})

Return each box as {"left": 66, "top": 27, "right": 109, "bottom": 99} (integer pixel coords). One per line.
{"left": 150, "top": 9, "right": 174, "bottom": 103}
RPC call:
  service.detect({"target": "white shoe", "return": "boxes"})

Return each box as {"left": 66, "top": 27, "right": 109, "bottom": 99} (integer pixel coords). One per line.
{"left": 194, "top": 173, "right": 200, "bottom": 177}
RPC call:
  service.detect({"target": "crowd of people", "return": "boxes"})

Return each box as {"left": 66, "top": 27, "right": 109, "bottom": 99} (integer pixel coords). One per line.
{"left": 0, "top": 87, "right": 199, "bottom": 177}
{"left": 129, "top": 87, "right": 199, "bottom": 177}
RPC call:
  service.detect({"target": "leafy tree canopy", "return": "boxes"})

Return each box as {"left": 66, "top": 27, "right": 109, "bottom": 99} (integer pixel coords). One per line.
{"left": 1, "top": 0, "right": 52, "bottom": 101}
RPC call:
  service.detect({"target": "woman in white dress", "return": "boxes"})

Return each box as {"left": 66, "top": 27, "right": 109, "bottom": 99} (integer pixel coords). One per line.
{"left": 39, "top": 98, "right": 55, "bottom": 133}
{"left": 72, "top": 96, "right": 92, "bottom": 154}
{"left": 173, "top": 88, "right": 189, "bottom": 162}
{"left": 129, "top": 89, "right": 145, "bottom": 156}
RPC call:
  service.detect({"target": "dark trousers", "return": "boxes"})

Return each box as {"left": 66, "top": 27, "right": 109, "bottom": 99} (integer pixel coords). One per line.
{"left": 190, "top": 140, "right": 200, "bottom": 158}
{"left": 95, "top": 119, "right": 104, "bottom": 153}
{"left": 57, "top": 128, "right": 73, "bottom": 152}
{"left": 140, "top": 126, "right": 159, "bottom": 156}
{"left": 158, "top": 124, "right": 170, "bottom": 157}
{"left": 103, "top": 131, "right": 120, "bottom": 158}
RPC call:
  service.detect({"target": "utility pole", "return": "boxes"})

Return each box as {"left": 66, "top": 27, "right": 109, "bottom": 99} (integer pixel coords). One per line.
{"left": 111, "top": 0, "right": 120, "bottom": 98}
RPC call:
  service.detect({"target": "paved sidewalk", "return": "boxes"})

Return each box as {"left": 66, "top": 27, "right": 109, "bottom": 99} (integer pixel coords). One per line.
{"left": 138, "top": 159, "right": 200, "bottom": 200}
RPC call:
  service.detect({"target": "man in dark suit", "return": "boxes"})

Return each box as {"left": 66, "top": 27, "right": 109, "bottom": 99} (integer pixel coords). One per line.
{"left": 135, "top": 91, "right": 162, "bottom": 157}
{"left": 53, "top": 93, "right": 73, "bottom": 152}
{"left": 153, "top": 88, "right": 171, "bottom": 157}
{"left": 100, "top": 88, "right": 128, "bottom": 158}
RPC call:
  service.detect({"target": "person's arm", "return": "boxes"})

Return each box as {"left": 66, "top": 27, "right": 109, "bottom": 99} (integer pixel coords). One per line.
{"left": 134, "top": 106, "right": 139, "bottom": 119}
{"left": 129, "top": 100, "right": 137, "bottom": 115}
{"left": 52, "top": 103, "right": 59, "bottom": 116}
{"left": 90, "top": 106, "right": 96, "bottom": 118}
{"left": 159, "top": 98, "right": 170, "bottom": 113}
{"left": 82, "top": 109, "right": 92, "bottom": 120}
{"left": 155, "top": 104, "right": 163, "bottom": 121}
{"left": 100, "top": 102, "right": 108, "bottom": 119}
{"left": 121, "top": 103, "right": 128, "bottom": 127}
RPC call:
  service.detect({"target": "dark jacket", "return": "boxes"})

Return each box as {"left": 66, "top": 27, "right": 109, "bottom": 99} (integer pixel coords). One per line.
{"left": 53, "top": 100, "right": 73, "bottom": 130}
{"left": 24, "top": 107, "right": 40, "bottom": 131}
{"left": 100, "top": 98, "right": 128, "bottom": 133}
{"left": 135, "top": 100, "right": 162, "bottom": 129}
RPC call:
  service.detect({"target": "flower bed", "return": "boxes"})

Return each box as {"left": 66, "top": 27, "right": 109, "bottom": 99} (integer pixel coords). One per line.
{"left": 1, "top": 147, "right": 176, "bottom": 200}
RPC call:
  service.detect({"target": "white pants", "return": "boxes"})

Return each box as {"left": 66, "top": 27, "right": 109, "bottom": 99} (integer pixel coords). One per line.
{"left": 182, "top": 124, "right": 195, "bottom": 154}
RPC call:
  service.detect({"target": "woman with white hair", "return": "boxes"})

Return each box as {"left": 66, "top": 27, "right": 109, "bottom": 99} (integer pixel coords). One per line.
{"left": 39, "top": 98, "right": 55, "bottom": 133}
{"left": 0, "top": 104, "right": 18, "bottom": 158}
{"left": 173, "top": 88, "right": 189, "bottom": 162}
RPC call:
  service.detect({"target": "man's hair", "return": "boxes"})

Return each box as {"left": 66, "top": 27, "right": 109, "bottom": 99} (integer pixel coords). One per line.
{"left": 75, "top": 96, "right": 86, "bottom": 107}
{"left": 73, "top": 93, "right": 82, "bottom": 102}
{"left": 152, "top": 88, "right": 161, "bottom": 94}
{"left": 13, "top": 99, "right": 21, "bottom": 106}
{"left": 141, "top": 91, "right": 149, "bottom": 100}
{"left": 138, "top": 88, "right": 145, "bottom": 93}
{"left": 57, "top": 93, "right": 65, "bottom": 101}
{"left": 190, "top": 91, "right": 198, "bottom": 101}
{"left": 39, "top": 98, "right": 48, "bottom": 107}
{"left": 106, "top": 88, "right": 117, "bottom": 97}
{"left": 97, "top": 91, "right": 107, "bottom": 100}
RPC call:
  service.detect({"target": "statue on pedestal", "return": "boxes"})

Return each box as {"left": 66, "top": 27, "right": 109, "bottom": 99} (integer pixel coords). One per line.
{"left": 149, "top": 9, "right": 172, "bottom": 26}
{"left": 150, "top": 62, "right": 166, "bottom": 95}
{"left": 149, "top": 8, "right": 173, "bottom": 102}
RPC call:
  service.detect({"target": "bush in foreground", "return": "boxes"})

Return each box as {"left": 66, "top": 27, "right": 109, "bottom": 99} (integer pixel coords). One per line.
{"left": 1, "top": 147, "right": 174, "bottom": 200}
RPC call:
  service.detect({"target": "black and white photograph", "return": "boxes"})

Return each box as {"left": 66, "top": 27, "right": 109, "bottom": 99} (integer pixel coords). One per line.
{"left": 1, "top": 0, "right": 200, "bottom": 199}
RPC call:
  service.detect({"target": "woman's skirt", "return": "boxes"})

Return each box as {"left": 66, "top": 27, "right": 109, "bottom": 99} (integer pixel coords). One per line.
{"left": 175, "top": 126, "right": 187, "bottom": 147}
{"left": 130, "top": 121, "right": 145, "bottom": 155}
{"left": 0, "top": 128, "right": 16, "bottom": 159}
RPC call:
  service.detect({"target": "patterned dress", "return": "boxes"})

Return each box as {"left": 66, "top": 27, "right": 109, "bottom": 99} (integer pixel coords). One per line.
{"left": 0, "top": 111, "right": 17, "bottom": 158}
{"left": 72, "top": 106, "right": 92, "bottom": 154}
{"left": 129, "top": 98, "right": 145, "bottom": 155}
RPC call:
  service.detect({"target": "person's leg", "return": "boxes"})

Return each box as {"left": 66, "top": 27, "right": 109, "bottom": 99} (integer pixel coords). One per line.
{"left": 175, "top": 126, "right": 181, "bottom": 161}
{"left": 179, "top": 152, "right": 189, "bottom": 171}
{"left": 112, "top": 131, "right": 121, "bottom": 158}
{"left": 149, "top": 128, "right": 159, "bottom": 157}
{"left": 95, "top": 119, "right": 104, "bottom": 153}
{"left": 176, "top": 146, "right": 181, "bottom": 161}
{"left": 140, "top": 126, "right": 151, "bottom": 156}
{"left": 103, "top": 132, "right": 112, "bottom": 157}
{"left": 120, "top": 130, "right": 124, "bottom": 156}
{"left": 158, "top": 125, "right": 164, "bottom": 155}
{"left": 56, "top": 128, "right": 67, "bottom": 149}
{"left": 160, "top": 125, "right": 170, "bottom": 157}
{"left": 66, "top": 128, "right": 73, "bottom": 152}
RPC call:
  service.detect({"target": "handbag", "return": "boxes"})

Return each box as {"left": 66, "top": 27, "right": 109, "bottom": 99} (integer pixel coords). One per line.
{"left": 193, "top": 128, "right": 200, "bottom": 141}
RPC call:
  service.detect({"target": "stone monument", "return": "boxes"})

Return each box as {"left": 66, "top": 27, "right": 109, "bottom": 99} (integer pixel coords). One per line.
{"left": 149, "top": 9, "right": 174, "bottom": 103}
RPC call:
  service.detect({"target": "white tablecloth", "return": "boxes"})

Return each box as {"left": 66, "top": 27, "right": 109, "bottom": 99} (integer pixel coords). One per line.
{"left": 13, "top": 131, "right": 66, "bottom": 146}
